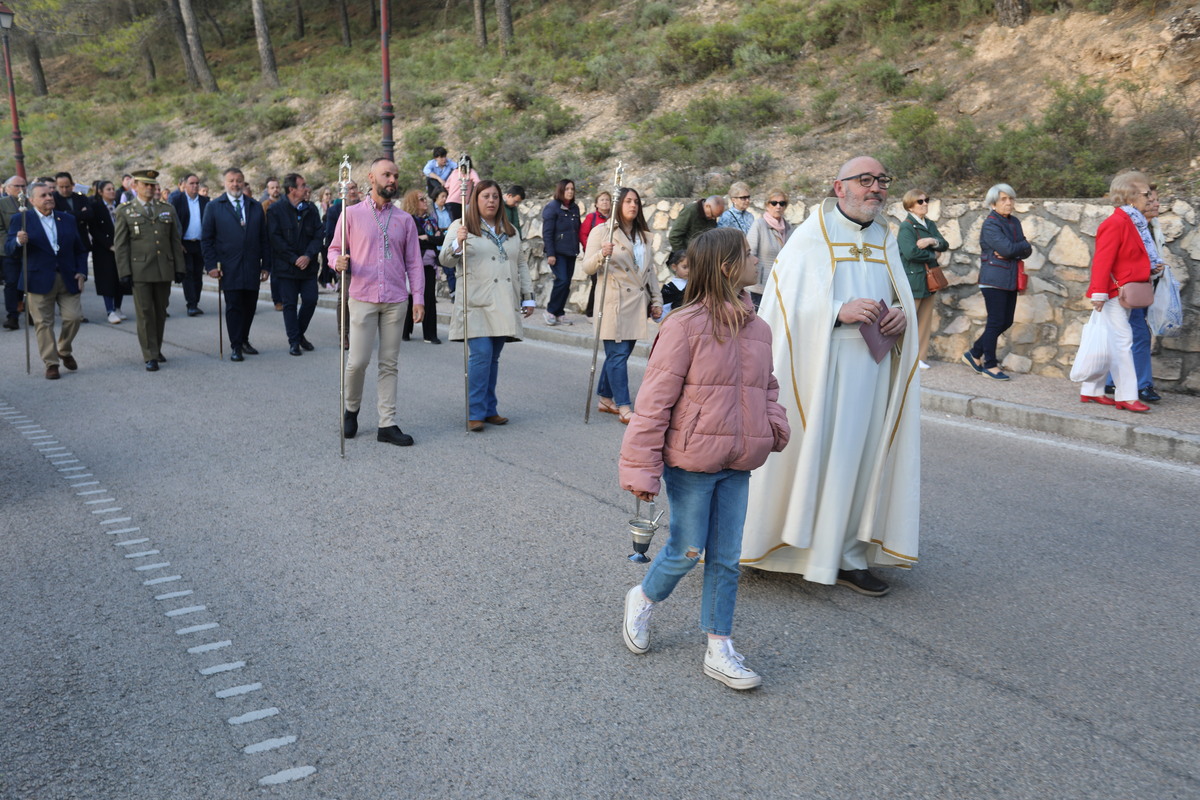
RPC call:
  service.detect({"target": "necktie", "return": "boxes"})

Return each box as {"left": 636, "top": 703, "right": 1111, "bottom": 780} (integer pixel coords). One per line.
{"left": 235, "top": 198, "right": 244, "bottom": 224}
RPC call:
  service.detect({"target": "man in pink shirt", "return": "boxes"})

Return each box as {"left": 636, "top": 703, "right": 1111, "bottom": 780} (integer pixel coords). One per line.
{"left": 328, "top": 158, "right": 424, "bottom": 447}
{"left": 443, "top": 160, "right": 479, "bottom": 222}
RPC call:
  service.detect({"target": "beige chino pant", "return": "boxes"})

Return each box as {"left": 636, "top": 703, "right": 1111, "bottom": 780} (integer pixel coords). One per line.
{"left": 27, "top": 274, "right": 83, "bottom": 368}
{"left": 344, "top": 298, "right": 404, "bottom": 428}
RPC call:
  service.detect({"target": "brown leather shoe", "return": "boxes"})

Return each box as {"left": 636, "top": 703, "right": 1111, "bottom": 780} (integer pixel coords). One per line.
{"left": 484, "top": 415, "right": 508, "bottom": 425}
{"left": 467, "top": 420, "right": 484, "bottom": 432}
{"left": 60, "top": 354, "right": 78, "bottom": 371}
{"left": 45, "top": 364, "right": 60, "bottom": 380}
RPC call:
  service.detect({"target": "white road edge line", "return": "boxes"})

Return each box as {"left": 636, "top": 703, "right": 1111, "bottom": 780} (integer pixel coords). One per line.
{"left": 258, "top": 766, "right": 316, "bottom": 785}
{"left": 201, "top": 661, "right": 247, "bottom": 676}
{"left": 244, "top": 736, "right": 297, "bottom": 754}
{"left": 143, "top": 575, "right": 181, "bottom": 585}
{"left": 228, "top": 707, "right": 278, "bottom": 725}
{"left": 164, "top": 605, "right": 206, "bottom": 617}
{"left": 176, "top": 623, "right": 219, "bottom": 635}
{"left": 187, "top": 640, "right": 231, "bottom": 654}
{"left": 215, "top": 683, "right": 262, "bottom": 698}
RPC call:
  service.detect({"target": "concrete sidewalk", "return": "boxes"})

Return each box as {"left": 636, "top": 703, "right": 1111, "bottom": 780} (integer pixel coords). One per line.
{"left": 237, "top": 280, "right": 1200, "bottom": 465}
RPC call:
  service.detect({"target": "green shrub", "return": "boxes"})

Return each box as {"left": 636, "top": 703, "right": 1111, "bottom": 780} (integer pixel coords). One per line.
{"left": 581, "top": 138, "right": 615, "bottom": 164}
{"left": 659, "top": 22, "right": 744, "bottom": 79}
{"left": 884, "top": 105, "right": 978, "bottom": 186}
{"left": 403, "top": 123, "right": 441, "bottom": 156}
{"left": 860, "top": 61, "right": 907, "bottom": 96}
{"left": 639, "top": 2, "right": 675, "bottom": 27}
{"left": 630, "top": 89, "right": 787, "bottom": 169}
{"left": 810, "top": 88, "right": 839, "bottom": 123}
{"left": 657, "top": 170, "right": 696, "bottom": 197}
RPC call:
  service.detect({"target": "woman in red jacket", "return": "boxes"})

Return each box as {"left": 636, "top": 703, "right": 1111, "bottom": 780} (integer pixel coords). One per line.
{"left": 1080, "top": 171, "right": 1155, "bottom": 413}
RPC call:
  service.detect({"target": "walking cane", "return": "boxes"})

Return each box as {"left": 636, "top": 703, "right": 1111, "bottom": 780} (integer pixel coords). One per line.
{"left": 457, "top": 154, "right": 472, "bottom": 430}
{"left": 18, "top": 190, "right": 29, "bottom": 374}
{"left": 216, "top": 264, "right": 223, "bottom": 359}
{"left": 584, "top": 162, "right": 625, "bottom": 423}
{"left": 338, "top": 155, "right": 352, "bottom": 458}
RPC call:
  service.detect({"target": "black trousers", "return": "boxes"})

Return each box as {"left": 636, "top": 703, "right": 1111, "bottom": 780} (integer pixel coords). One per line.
{"left": 223, "top": 288, "right": 259, "bottom": 348}
{"left": 278, "top": 276, "right": 317, "bottom": 345}
{"left": 970, "top": 287, "right": 1018, "bottom": 369}
{"left": 181, "top": 241, "right": 204, "bottom": 309}
{"left": 403, "top": 263, "right": 438, "bottom": 341}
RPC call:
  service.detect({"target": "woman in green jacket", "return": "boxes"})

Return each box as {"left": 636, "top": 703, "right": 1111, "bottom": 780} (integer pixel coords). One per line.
{"left": 897, "top": 189, "right": 949, "bottom": 370}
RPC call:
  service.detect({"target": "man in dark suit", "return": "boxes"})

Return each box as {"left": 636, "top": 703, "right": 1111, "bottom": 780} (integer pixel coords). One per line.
{"left": 168, "top": 173, "right": 210, "bottom": 316}
{"left": 201, "top": 167, "right": 270, "bottom": 362}
{"left": 324, "top": 180, "right": 360, "bottom": 348}
{"left": 267, "top": 173, "right": 323, "bottom": 357}
{"left": 0, "top": 175, "right": 27, "bottom": 330}
{"left": 4, "top": 181, "right": 88, "bottom": 379}
{"left": 114, "top": 170, "right": 186, "bottom": 372}
{"left": 54, "top": 171, "right": 92, "bottom": 252}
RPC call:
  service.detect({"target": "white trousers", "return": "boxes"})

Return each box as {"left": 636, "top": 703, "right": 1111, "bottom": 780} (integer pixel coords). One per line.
{"left": 344, "top": 299, "right": 404, "bottom": 427}
{"left": 1081, "top": 300, "right": 1137, "bottom": 403}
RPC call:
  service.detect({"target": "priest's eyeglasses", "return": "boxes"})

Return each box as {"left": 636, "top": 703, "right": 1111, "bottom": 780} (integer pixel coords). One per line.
{"left": 841, "top": 172, "right": 894, "bottom": 189}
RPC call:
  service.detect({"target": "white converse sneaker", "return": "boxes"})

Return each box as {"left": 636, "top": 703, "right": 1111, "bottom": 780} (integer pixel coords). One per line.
{"left": 115, "top": 308, "right": 128, "bottom": 320}
{"left": 543, "top": 311, "right": 560, "bottom": 326}
{"left": 703, "top": 638, "right": 762, "bottom": 690}
{"left": 622, "top": 585, "right": 654, "bottom": 654}
{"left": 107, "top": 311, "right": 121, "bottom": 324}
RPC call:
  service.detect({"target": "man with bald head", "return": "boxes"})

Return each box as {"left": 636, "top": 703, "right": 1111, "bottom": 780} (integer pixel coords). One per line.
{"left": 668, "top": 194, "right": 725, "bottom": 251}
{"left": 741, "top": 156, "right": 921, "bottom": 597}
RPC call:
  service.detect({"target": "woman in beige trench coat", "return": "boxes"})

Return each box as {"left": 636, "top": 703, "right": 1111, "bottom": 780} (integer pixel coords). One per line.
{"left": 582, "top": 187, "right": 663, "bottom": 424}
{"left": 440, "top": 180, "right": 535, "bottom": 432}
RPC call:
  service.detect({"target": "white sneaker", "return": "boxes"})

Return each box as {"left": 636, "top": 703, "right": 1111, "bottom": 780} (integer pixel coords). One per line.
{"left": 543, "top": 311, "right": 559, "bottom": 326}
{"left": 107, "top": 311, "right": 121, "bottom": 324}
{"left": 622, "top": 585, "right": 654, "bottom": 654}
{"left": 557, "top": 315, "right": 573, "bottom": 326}
{"left": 919, "top": 360, "right": 930, "bottom": 370}
{"left": 703, "top": 638, "right": 762, "bottom": 690}
{"left": 115, "top": 308, "right": 128, "bottom": 320}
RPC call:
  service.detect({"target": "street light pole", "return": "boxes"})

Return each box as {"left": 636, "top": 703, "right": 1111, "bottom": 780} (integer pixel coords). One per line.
{"left": 0, "top": 3, "right": 24, "bottom": 182}
{"left": 379, "top": 0, "right": 394, "bottom": 162}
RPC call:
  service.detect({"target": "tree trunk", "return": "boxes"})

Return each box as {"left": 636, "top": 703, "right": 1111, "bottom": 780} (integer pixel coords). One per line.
{"left": 24, "top": 37, "right": 48, "bottom": 97}
{"left": 994, "top": 0, "right": 1030, "bottom": 27}
{"left": 293, "top": 0, "right": 305, "bottom": 39}
{"left": 250, "top": 0, "right": 281, "bottom": 88}
{"left": 202, "top": 6, "right": 227, "bottom": 48}
{"left": 164, "top": 0, "right": 200, "bottom": 88}
{"left": 176, "top": 0, "right": 218, "bottom": 92}
{"left": 495, "top": 0, "right": 513, "bottom": 54}
{"left": 473, "top": 0, "right": 488, "bottom": 47}
{"left": 369, "top": 0, "right": 377, "bottom": 32}
{"left": 129, "top": 0, "right": 156, "bottom": 81}
{"left": 337, "top": 0, "right": 352, "bottom": 47}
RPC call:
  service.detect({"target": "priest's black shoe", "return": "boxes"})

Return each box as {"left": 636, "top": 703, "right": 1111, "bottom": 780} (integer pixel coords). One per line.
{"left": 836, "top": 569, "right": 890, "bottom": 596}
{"left": 343, "top": 409, "right": 358, "bottom": 438}
{"left": 377, "top": 426, "right": 414, "bottom": 446}
{"left": 230, "top": 348, "right": 244, "bottom": 362}
{"left": 242, "top": 343, "right": 259, "bottom": 355}
{"left": 1139, "top": 386, "right": 1161, "bottom": 403}
{"left": 298, "top": 337, "right": 314, "bottom": 351}
{"left": 144, "top": 359, "right": 159, "bottom": 372}
{"left": 289, "top": 343, "right": 303, "bottom": 356}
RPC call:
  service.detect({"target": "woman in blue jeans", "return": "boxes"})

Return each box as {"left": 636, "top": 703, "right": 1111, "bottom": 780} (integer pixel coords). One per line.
{"left": 540, "top": 179, "right": 581, "bottom": 326}
{"left": 580, "top": 187, "right": 662, "bottom": 423}
{"left": 439, "top": 181, "right": 535, "bottom": 431}
{"left": 963, "top": 183, "right": 1032, "bottom": 381}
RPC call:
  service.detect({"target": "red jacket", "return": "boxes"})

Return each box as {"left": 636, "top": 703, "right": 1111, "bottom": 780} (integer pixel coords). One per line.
{"left": 619, "top": 297, "right": 790, "bottom": 496}
{"left": 1088, "top": 208, "right": 1151, "bottom": 299}
{"left": 579, "top": 211, "right": 607, "bottom": 250}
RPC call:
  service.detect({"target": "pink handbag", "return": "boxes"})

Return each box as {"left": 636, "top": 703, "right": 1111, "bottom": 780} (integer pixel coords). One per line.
{"left": 1118, "top": 281, "right": 1154, "bottom": 309}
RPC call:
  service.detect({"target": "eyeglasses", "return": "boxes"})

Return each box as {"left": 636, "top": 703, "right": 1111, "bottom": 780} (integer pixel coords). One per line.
{"left": 914, "top": 198, "right": 929, "bottom": 205}
{"left": 1139, "top": 191, "right": 1151, "bottom": 198}
{"left": 840, "top": 172, "right": 894, "bottom": 189}
{"left": 768, "top": 200, "right": 788, "bottom": 207}
{"left": 731, "top": 195, "right": 750, "bottom": 201}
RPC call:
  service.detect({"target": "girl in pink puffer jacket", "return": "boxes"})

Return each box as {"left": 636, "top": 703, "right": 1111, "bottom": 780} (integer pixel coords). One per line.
{"left": 618, "top": 228, "right": 790, "bottom": 690}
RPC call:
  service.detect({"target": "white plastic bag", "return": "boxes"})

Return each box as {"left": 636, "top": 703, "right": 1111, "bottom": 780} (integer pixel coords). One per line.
{"left": 1070, "top": 310, "right": 1111, "bottom": 384}
{"left": 1147, "top": 264, "right": 1183, "bottom": 337}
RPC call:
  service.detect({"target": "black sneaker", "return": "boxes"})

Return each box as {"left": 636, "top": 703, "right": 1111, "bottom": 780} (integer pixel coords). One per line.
{"left": 1139, "top": 386, "right": 1161, "bottom": 403}
{"left": 377, "top": 426, "right": 414, "bottom": 446}
{"left": 343, "top": 409, "right": 358, "bottom": 438}
{"left": 836, "top": 569, "right": 890, "bottom": 596}
{"left": 1104, "top": 384, "right": 1115, "bottom": 395}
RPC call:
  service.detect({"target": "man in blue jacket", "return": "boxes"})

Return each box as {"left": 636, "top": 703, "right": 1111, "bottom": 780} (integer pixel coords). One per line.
{"left": 4, "top": 181, "right": 88, "bottom": 379}
{"left": 201, "top": 167, "right": 270, "bottom": 362}
{"left": 267, "top": 173, "right": 323, "bottom": 357}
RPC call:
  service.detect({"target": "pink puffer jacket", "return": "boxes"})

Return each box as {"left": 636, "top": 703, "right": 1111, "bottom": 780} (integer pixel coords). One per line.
{"left": 619, "top": 299, "right": 790, "bottom": 496}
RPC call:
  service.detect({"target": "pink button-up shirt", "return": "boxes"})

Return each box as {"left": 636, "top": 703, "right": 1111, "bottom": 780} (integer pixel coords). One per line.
{"left": 327, "top": 200, "right": 424, "bottom": 305}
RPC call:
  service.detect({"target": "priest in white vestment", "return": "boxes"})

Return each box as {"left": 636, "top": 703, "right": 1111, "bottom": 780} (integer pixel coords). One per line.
{"left": 741, "top": 156, "right": 921, "bottom": 596}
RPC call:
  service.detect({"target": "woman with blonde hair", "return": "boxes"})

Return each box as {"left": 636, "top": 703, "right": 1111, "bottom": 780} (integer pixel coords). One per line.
{"left": 400, "top": 189, "right": 443, "bottom": 344}
{"left": 897, "top": 188, "right": 949, "bottom": 369}
{"left": 440, "top": 180, "right": 535, "bottom": 431}
{"left": 746, "top": 188, "right": 793, "bottom": 308}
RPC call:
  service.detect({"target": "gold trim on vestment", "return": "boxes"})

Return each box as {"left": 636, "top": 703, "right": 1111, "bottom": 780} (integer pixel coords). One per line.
{"left": 739, "top": 541, "right": 793, "bottom": 564}
{"left": 771, "top": 271, "right": 805, "bottom": 430}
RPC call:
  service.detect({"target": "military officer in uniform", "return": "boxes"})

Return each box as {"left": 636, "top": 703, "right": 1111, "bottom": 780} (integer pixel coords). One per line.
{"left": 114, "top": 169, "right": 186, "bottom": 371}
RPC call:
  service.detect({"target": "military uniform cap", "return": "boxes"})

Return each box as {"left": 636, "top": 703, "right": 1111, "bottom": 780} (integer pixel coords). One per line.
{"left": 131, "top": 169, "right": 160, "bottom": 185}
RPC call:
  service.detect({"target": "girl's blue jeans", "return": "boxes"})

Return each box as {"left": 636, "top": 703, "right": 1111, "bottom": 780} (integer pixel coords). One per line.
{"left": 641, "top": 465, "right": 749, "bottom": 637}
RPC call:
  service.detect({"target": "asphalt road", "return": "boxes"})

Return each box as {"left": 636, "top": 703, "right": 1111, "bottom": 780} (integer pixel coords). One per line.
{"left": 1, "top": 289, "right": 1197, "bottom": 799}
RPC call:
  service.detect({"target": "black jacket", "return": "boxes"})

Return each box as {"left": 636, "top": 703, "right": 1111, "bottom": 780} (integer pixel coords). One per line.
{"left": 168, "top": 189, "right": 210, "bottom": 242}
{"left": 267, "top": 199, "right": 324, "bottom": 280}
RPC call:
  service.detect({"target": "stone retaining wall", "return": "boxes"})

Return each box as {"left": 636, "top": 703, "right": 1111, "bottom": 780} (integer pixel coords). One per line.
{"left": 456, "top": 196, "right": 1200, "bottom": 394}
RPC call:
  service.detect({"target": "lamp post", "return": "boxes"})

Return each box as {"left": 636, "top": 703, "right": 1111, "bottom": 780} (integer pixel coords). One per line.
{"left": 379, "top": 0, "right": 394, "bottom": 161}
{"left": 0, "top": 3, "right": 24, "bottom": 181}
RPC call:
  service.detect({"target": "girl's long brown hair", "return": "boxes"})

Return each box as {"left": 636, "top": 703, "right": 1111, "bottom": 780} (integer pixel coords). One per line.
{"left": 463, "top": 180, "right": 515, "bottom": 238}
{"left": 678, "top": 228, "right": 751, "bottom": 341}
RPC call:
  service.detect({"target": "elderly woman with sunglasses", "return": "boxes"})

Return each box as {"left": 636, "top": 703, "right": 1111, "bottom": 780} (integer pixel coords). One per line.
{"left": 897, "top": 189, "right": 948, "bottom": 370}
{"left": 746, "top": 189, "right": 794, "bottom": 308}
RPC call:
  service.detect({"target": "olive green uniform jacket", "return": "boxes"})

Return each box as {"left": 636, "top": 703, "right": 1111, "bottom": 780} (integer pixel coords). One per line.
{"left": 114, "top": 199, "right": 186, "bottom": 284}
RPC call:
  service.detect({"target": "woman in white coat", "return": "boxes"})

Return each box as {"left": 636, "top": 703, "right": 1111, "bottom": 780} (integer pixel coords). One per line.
{"left": 440, "top": 180, "right": 535, "bottom": 432}
{"left": 582, "top": 187, "right": 663, "bottom": 424}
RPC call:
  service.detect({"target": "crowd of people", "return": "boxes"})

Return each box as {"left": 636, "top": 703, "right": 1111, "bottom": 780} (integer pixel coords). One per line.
{"left": 2, "top": 150, "right": 1182, "bottom": 689}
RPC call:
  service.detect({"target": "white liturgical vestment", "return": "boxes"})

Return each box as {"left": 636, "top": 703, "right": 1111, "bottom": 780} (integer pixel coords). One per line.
{"left": 741, "top": 198, "right": 921, "bottom": 583}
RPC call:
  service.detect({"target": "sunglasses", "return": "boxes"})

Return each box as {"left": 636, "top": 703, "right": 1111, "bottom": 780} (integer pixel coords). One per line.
{"left": 914, "top": 198, "right": 928, "bottom": 205}
{"left": 731, "top": 195, "right": 750, "bottom": 201}
{"left": 768, "top": 200, "right": 788, "bottom": 207}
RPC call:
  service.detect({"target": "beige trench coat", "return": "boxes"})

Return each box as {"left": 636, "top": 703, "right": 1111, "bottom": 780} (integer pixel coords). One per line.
{"left": 439, "top": 220, "right": 533, "bottom": 342}
{"left": 582, "top": 223, "right": 663, "bottom": 341}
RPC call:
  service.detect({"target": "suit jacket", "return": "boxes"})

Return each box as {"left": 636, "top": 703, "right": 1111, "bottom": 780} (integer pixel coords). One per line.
{"left": 201, "top": 193, "right": 271, "bottom": 291}
{"left": 267, "top": 199, "right": 324, "bottom": 280}
{"left": 168, "top": 189, "right": 209, "bottom": 242}
{"left": 0, "top": 195, "right": 19, "bottom": 261}
{"left": 84, "top": 196, "right": 116, "bottom": 252}
{"left": 4, "top": 209, "right": 89, "bottom": 294}
{"left": 54, "top": 192, "right": 92, "bottom": 251}
{"left": 113, "top": 199, "right": 186, "bottom": 283}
